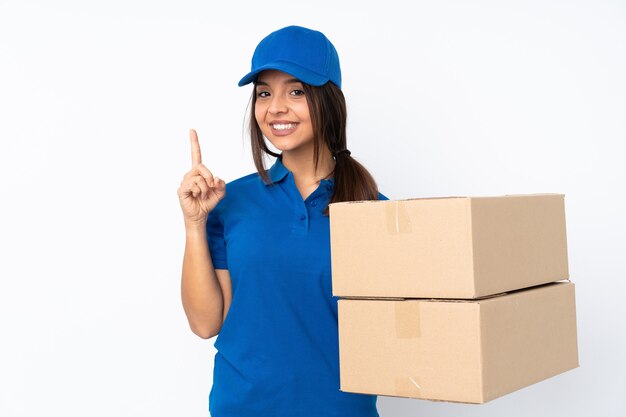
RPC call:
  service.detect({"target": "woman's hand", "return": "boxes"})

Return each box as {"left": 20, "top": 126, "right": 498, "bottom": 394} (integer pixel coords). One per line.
{"left": 177, "top": 129, "right": 226, "bottom": 226}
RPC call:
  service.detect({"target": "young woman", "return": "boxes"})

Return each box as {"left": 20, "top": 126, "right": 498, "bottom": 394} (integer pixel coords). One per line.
{"left": 178, "top": 25, "right": 388, "bottom": 417}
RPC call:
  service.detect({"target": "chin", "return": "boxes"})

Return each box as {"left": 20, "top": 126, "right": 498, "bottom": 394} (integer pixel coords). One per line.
{"left": 268, "top": 140, "right": 301, "bottom": 153}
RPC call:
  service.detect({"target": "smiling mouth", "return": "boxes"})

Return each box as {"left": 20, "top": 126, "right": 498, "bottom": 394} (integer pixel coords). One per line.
{"left": 271, "top": 123, "right": 297, "bottom": 130}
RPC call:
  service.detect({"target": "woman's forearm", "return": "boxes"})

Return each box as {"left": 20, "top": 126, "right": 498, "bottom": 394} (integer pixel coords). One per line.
{"left": 181, "top": 222, "right": 224, "bottom": 339}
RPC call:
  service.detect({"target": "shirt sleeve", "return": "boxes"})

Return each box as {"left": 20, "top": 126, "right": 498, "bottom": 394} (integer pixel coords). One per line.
{"left": 377, "top": 191, "right": 390, "bottom": 201}
{"left": 205, "top": 207, "right": 228, "bottom": 270}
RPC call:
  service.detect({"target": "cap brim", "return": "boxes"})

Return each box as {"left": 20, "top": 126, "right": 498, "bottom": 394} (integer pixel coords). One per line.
{"left": 238, "top": 62, "right": 329, "bottom": 87}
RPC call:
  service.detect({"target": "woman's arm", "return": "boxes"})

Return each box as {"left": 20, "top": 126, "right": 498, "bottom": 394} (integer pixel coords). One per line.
{"left": 181, "top": 222, "right": 232, "bottom": 339}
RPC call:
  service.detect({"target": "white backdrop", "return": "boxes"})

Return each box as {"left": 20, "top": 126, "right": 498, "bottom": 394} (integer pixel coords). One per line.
{"left": 1, "top": 0, "right": 624, "bottom": 416}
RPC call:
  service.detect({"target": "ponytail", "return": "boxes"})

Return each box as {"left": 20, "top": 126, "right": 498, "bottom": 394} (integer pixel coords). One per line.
{"left": 323, "top": 149, "right": 380, "bottom": 216}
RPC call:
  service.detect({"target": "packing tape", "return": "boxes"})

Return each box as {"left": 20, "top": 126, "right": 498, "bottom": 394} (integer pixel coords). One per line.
{"left": 394, "top": 301, "right": 423, "bottom": 398}
{"left": 394, "top": 301, "right": 421, "bottom": 338}
{"left": 386, "top": 200, "right": 412, "bottom": 234}
{"left": 394, "top": 376, "right": 422, "bottom": 397}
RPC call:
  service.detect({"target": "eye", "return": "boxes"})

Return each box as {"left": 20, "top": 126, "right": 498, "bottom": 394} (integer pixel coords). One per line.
{"left": 290, "top": 89, "right": 305, "bottom": 96}
{"left": 256, "top": 90, "right": 270, "bottom": 98}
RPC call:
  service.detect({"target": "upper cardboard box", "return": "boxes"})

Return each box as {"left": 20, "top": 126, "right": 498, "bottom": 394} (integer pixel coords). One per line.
{"left": 329, "top": 193, "right": 569, "bottom": 299}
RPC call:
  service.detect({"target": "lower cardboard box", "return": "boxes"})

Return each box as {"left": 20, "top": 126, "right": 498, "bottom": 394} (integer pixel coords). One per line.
{"left": 337, "top": 281, "right": 579, "bottom": 404}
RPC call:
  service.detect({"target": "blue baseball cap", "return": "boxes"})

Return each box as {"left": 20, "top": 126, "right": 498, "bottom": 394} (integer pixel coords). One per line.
{"left": 238, "top": 25, "right": 342, "bottom": 89}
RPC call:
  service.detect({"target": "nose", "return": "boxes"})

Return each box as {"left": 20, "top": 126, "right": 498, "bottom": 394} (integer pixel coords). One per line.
{"left": 268, "top": 95, "right": 288, "bottom": 114}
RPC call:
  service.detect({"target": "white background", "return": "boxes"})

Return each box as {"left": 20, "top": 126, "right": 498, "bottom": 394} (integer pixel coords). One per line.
{"left": 1, "top": 0, "right": 624, "bottom": 416}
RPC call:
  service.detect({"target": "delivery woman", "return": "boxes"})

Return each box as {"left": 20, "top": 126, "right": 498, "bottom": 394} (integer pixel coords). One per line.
{"left": 177, "top": 25, "right": 388, "bottom": 416}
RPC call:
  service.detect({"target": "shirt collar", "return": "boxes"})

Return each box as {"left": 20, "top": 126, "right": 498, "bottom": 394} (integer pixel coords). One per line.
{"left": 267, "top": 154, "right": 290, "bottom": 183}
{"left": 266, "top": 154, "right": 335, "bottom": 188}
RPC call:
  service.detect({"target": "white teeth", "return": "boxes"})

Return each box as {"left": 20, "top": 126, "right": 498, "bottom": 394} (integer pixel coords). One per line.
{"left": 272, "top": 123, "right": 295, "bottom": 130}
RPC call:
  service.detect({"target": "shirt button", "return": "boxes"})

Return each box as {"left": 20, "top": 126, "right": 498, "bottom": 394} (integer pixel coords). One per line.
{"left": 310, "top": 200, "right": 318, "bottom": 206}
{"left": 299, "top": 214, "right": 307, "bottom": 221}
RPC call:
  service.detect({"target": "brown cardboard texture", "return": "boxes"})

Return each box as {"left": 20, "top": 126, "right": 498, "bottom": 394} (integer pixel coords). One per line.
{"left": 330, "top": 193, "right": 569, "bottom": 299}
{"left": 337, "top": 281, "right": 579, "bottom": 404}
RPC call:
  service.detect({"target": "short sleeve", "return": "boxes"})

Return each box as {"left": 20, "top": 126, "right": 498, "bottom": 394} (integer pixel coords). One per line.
{"left": 206, "top": 208, "right": 228, "bottom": 270}
{"left": 377, "top": 191, "right": 390, "bottom": 201}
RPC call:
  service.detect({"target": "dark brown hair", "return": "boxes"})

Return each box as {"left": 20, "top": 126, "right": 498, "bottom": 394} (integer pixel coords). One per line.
{"left": 249, "top": 80, "right": 382, "bottom": 216}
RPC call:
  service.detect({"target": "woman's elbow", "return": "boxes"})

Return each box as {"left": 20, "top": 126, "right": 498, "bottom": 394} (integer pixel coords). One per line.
{"left": 190, "top": 322, "right": 220, "bottom": 340}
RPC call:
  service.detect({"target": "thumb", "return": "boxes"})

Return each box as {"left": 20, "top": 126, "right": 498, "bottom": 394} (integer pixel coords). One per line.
{"left": 214, "top": 176, "right": 226, "bottom": 197}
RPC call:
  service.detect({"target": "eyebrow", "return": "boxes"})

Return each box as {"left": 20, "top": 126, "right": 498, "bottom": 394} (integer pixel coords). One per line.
{"left": 255, "top": 78, "right": 302, "bottom": 87}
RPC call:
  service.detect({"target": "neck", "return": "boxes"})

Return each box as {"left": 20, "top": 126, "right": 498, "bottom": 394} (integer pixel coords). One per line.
{"left": 281, "top": 146, "right": 335, "bottom": 185}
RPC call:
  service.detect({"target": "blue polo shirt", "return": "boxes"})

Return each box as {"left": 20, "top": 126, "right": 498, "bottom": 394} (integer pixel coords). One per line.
{"left": 205, "top": 154, "right": 388, "bottom": 417}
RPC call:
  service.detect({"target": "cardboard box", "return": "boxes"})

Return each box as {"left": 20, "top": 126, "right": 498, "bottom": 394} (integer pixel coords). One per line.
{"left": 330, "top": 194, "right": 569, "bottom": 299}
{"left": 337, "top": 281, "right": 579, "bottom": 404}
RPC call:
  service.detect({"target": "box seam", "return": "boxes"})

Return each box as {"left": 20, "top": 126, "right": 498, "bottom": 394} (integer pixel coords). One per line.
{"left": 469, "top": 198, "right": 478, "bottom": 298}
{"left": 478, "top": 302, "right": 487, "bottom": 403}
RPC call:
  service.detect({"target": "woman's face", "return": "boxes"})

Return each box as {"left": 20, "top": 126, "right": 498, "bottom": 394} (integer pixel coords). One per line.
{"left": 254, "top": 70, "right": 315, "bottom": 154}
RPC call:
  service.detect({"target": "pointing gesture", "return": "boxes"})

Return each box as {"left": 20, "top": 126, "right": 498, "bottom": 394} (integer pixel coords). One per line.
{"left": 177, "top": 129, "right": 227, "bottom": 227}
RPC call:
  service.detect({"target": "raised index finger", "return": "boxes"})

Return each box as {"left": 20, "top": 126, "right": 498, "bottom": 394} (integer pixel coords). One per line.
{"left": 190, "top": 129, "right": 202, "bottom": 167}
